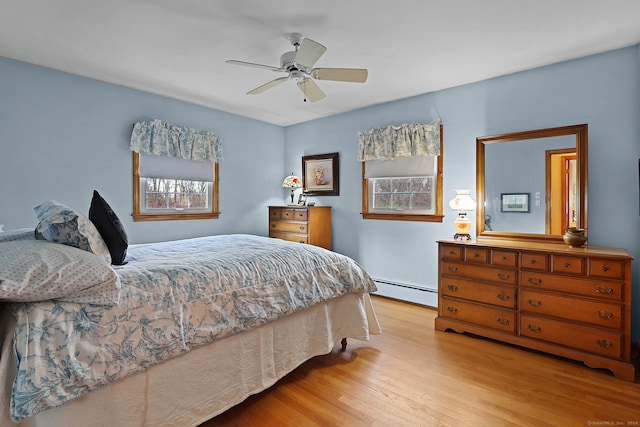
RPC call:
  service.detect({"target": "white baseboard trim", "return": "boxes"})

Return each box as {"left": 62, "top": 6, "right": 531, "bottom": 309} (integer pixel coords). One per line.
{"left": 371, "top": 279, "right": 437, "bottom": 308}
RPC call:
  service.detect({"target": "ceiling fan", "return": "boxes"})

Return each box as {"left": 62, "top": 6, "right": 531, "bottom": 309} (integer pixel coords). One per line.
{"left": 226, "top": 33, "right": 368, "bottom": 102}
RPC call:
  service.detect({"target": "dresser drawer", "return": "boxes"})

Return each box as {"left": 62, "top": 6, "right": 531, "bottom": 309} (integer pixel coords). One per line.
{"left": 270, "top": 208, "right": 309, "bottom": 221}
{"left": 521, "top": 271, "right": 623, "bottom": 301}
{"left": 441, "top": 297, "right": 515, "bottom": 333}
{"left": 290, "top": 209, "right": 308, "bottom": 220}
{"left": 520, "top": 314, "right": 623, "bottom": 359}
{"left": 589, "top": 259, "right": 625, "bottom": 280}
{"left": 441, "top": 262, "right": 517, "bottom": 285}
{"left": 269, "top": 231, "right": 308, "bottom": 244}
{"left": 269, "top": 208, "right": 282, "bottom": 219}
{"left": 465, "top": 247, "right": 488, "bottom": 264}
{"left": 520, "top": 290, "right": 623, "bottom": 329}
{"left": 270, "top": 221, "right": 307, "bottom": 233}
{"left": 552, "top": 255, "right": 584, "bottom": 275}
{"left": 441, "top": 277, "right": 516, "bottom": 309}
{"left": 441, "top": 244, "right": 463, "bottom": 261}
{"left": 492, "top": 250, "right": 518, "bottom": 267}
{"left": 521, "top": 252, "right": 548, "bottom": 271}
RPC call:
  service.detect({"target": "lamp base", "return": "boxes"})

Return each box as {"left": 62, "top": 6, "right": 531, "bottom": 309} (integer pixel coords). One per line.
{"left": 453, "top": 216, "right": 472, "bottom": 241}
{"left": 453, "top": 233, "right": 472, "bottom": 241}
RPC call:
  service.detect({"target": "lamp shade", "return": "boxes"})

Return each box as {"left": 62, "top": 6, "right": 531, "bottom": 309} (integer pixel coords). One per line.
{"left": 282, "top": 174, "right": 302, "bottom": 188}
{"left": 449, "top": 189, "right": 477, "bottom": 212}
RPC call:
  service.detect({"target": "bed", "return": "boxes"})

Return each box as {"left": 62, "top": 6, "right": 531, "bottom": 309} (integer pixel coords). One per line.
{"left": 0, "top": 227, "right": 380, "bottom": 426}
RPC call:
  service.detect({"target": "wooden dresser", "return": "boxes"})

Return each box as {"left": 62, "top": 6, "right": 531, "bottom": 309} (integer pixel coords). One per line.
{"left": 268, "top": 206, "right": 332, "bottom": 250}
{"left": 435, "top": 238, "right": 635, "bottom": 381}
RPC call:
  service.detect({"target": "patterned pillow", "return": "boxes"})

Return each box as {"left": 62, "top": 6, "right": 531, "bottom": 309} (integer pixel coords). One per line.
{"left": 0, "top": 240, "right": 121, "bottom": 305}
{"left": 34, "top": 200, "right": 112, "bottom": 264}
{"left": 89, "top": 190, "right": 128, "bottom": 265}
{"left": 0, "top": 228, "right": 36, "bottom": 243}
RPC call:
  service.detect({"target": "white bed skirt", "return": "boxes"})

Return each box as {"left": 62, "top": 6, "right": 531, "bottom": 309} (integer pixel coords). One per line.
{"left": 1, "top": 293, "right": 380, "bottom": 427}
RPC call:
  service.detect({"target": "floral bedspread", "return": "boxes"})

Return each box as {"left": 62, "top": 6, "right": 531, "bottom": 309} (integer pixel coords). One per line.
{"left": 7, "top": 234, "right": 376, "bottom": 422}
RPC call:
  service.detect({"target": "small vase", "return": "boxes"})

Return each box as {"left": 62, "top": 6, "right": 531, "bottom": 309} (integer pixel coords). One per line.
{"left": 563, "top": 227, "right": 587, "bottom": 247}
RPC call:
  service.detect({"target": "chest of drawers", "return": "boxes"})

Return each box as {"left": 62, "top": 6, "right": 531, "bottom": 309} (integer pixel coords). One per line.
{"left": 435, "top": 239, "right": 635, "bottom": 381}
{"left": 268, "top": 206, "right": 332, "bottom": 250}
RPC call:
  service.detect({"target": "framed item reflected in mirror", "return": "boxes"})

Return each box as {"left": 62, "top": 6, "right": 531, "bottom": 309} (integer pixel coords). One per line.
{"left": 500, "top": 193, "right": 530, "bottom": 213}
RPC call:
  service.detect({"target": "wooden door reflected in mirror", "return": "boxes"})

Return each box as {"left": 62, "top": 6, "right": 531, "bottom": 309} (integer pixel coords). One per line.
{"left": 547, "top": 149, "right": 577, "bottom": 234}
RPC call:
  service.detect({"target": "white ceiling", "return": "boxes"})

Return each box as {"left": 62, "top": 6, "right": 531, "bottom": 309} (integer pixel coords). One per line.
{"left": 2, "top": 1, "right": 640, "bottom": 126}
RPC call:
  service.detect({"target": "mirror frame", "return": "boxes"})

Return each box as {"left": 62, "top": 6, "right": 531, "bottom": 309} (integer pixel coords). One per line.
{"left": 476, "top": 124, "right": 588, "bottom": 243}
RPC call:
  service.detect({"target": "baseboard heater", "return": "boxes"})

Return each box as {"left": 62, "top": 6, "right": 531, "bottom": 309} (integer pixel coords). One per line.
{"left": 373, "top": 279, "right": 437, "bottom": 293}
{"left": 372, "top": 278, "right": 438, "bottom": 308}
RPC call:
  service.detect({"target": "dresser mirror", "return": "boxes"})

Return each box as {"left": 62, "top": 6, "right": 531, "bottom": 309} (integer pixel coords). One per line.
{"left": 476, "top": 124, "right": 588, "bottom": 243}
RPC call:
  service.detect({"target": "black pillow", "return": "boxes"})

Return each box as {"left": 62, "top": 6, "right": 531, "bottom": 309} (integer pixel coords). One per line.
{"left": 89, "top": 190, "right": 128, "bottom": 265}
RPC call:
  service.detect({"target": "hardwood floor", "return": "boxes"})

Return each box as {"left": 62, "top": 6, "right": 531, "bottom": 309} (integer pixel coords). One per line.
{"left": 204, "top": 296, "right": 640, "bottom": 426}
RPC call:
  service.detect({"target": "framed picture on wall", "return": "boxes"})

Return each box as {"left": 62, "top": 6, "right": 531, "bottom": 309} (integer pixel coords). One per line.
{"left": 302, "top": 152, "right": 339, "bottom": 196}
{"left": 501, "top": 193, "right": 530, "bottom": 213}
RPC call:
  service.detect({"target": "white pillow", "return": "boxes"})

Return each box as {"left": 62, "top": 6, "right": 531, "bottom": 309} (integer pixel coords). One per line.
{"left": 0, "top": 228, "right": 35, "bottom": 243}
{"left": 0, "top": 240, "right": 121, "bottom": 305}
{"left": 34, "top": 200, "right": 112, "bottom": 264}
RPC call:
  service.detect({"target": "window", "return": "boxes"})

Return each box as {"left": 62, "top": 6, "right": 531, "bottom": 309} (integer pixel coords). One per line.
{"left": 142, "top": 178, "right": 211, "bottom": 213}
{"left": 361, "top": 124, "right": 443, "bottom": 222}
{"left": 369, "top": 175, "right": 435, "bottom": 214}
{"left": 133, "top": 152, "right": 219, "bottom": 221}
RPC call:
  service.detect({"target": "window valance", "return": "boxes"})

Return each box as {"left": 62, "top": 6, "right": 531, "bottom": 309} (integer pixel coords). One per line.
{"left": 357, "top": 117, "right": 441, "bottom": 161}
{"left": 130, "top": 119, "right": 222, "bottom": 162}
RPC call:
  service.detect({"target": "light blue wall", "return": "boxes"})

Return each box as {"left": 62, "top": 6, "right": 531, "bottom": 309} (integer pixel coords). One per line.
{"left": 1, "top": 45, "right": 639, "bottom": 339}
{"left": 285, "top": 45, "right": 640, "bottom": 338}
{"left": 0, "top": 57, "right": 285, "bottom": 243}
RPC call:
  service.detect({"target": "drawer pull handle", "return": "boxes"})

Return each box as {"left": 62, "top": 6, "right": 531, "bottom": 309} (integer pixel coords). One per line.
{"left": 299, "top": 240, "right": 305, "bottom": 243}
{"left": 447, "top": 284, "right": 458, "bottom": 292}
{"left": 595, "top": 286, "right": 614, "bottom": 295}
{"left": 299, "top": 226, "right": 305, "bottom": 231}
{"left": 527, "top": 324, "right": 541, "bottom": 333}
{"left": 271, "top": 224, "right": 276, "bottom": 228}
{"left": 448, "top": 250, "right": 456, "bottom": 255}
{"left": 497, "top": 273, "right": 510, "bottom": 280}
{"left": 448, "top": 266, "right": 458, "bottom": 273}
{"left": 527, "top": 277, "right": 541, "bottom": 285}
{"left": 602, "top": 267, "right": 609, "bottom": 272}
{"left": 595, "top": 339, "right": 613, "bottom": 349}
{"left": 447, "top": 306, "right": 458, "bottom": 314}
{"left": 529, "top": 259, "right": 537, "bottom": 264}
{"left": 501, "top": 256, "right": 507, "bottom": 261}
{"left": 473, "top": 253, "right": 479, "bottom": 258}
{"left": 496, "top": 294, "right": 510, "bottom": 301}
{"left": 595, "top": 310, "right": 613, "bottom": 319}
{"left": 496, "top": 317, "right": 509, "bottom": 325}
{"left": 564, "top": 263, "right": 571, "bottom": 268}
{"left": 527, "top": 299, "right": 541, "bottom": 307}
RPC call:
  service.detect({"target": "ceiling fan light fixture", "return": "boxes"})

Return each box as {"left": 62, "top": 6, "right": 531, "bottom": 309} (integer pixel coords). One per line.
{"left": 226, "top": 34, "right": 368, "bottom": 101}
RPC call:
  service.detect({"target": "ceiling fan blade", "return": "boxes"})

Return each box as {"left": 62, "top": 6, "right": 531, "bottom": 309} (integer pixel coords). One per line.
{"left": 295, "top": 38, "right": 327, "bottom": 69}
{"left": 247, "top": 77, "right": 289, "bottom": 95}
{"left": 297, "top": 78, "right": 326, "bottom": 102}
{"left": 226, "top": 60, "right": 284, "bottom": 72}
{"left": 311, "top": 68, "right": 368, "bottom": 83}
